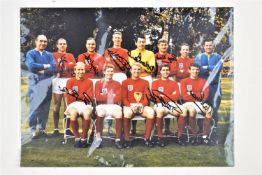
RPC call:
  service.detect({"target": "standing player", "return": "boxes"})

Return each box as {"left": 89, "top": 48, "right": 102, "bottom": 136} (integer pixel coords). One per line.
{"left": 154, "top": 39, "right": 177, "bottom": 135}
{"left": 26, "top": 34, "right": 57, "bottom": 138}
{"left": 52, "top": 38, "right": 76, "bottom": 136}
{"left": 152, "top": 64, "right": 187, "bottom": 146}
{"left": 102, "top": 31, "right": 130, "bottom": 83}
{"left": 175, "top": 43, "right": 194, "bottom": 82}
{"left": 100, "top": 31, "right": 129, "bottom": 135}
{"left": 128, "top": 35, "right": 155, "bottom": 85}
{"left": 77, "top": 37, "right": 103, "bottom": 79}
{"left": 154, "top": 39, "right": 176, "bottom": 79}
{"left": 181, "top": 63, "right": 213, "bottom": 145}
{"left": 95, "top": 64, "right": 123, "bottom": 149}
{"left": 195, "top": 40, "right": 222, "bottom": 135}
{"left": 64, "top": 62, "right": 94, "bottom": 148}
{"left": 128, "top": 35, "right": 155, "bottom": 135}
{"left": 122, "top": 63, "right": 155, "bottom": 148}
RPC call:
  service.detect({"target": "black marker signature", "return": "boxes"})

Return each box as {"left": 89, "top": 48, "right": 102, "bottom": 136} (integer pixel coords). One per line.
{"left": 189, "top": 91, "right": 212, "bottom": 114}
{"left": 57, "top": 55, "right": 67, "bottom": 72}
{"left": 59, "top": 86, "right": 94, "bottom": 106}
{"left": 84, "top": 55, "right": 99, "bottom": 76}
{"left": 107, "top": 49, "right": 131, "bottom": 71}
{"left": 128, "top": 51, "right": 155, "bottom": 73}
{"left": 146, "top": 88, "right": 183, "bottom": 114}
{"left": 155, "top": 54, "right": 177, "bottom": 62}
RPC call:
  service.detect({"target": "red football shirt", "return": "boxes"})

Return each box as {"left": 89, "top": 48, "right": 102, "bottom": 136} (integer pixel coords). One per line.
{"left": 155, "top": 53, "right": 176, "bottom": 78}
{"left": 151, "top": 79, "right": 180, "bottom": 103}
{"left": 180, "top": 77, "right": 209, "bottom": 102}
{"left": 122, "top": 78, "right": 150, "bottom": 106}
{"left": 175, "top": 57, "right": 194, "bottom": 82}
{"left": 95, "top": 79, "right": 121, "bottom": 104}
{"left": 52, "top": 52, "right": 76, "bottom": 78}
{"left": 77, "top": 52, "right": 103, "bottom": 78}
{"left": 65, "top": 77, "right": 94, "bottom": 105}
{"left": 101, "top": 48, "right": 130, "bottom": 73}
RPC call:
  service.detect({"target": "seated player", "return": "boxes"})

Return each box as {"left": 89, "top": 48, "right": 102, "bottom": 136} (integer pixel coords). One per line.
{"left": 100, "top": 31, "right": 129, "bottom": 135}
{"left": 128, "top": 35, "right": 155, "bottom": 136}
{"left": 152, "top": 64, "right": 187, "bottom": 146}
{"left": 154, "top": 38, "right": 177, "bottom": 135}
{"left": 122, "top": 63, "right": 155, "bottom": 148}
{"left": 95, "top": 64, "right": 123, "bottom": 149}
{"left": 128, "top": 35, "right": 155, "bottom": 86}
{"left": 77, "top": 37, "right": 103, "bottom": 79}
{"left": 64, "top": 62, "right": 94, "bottom": 148}
{"left": 52, "top": 38, "right": 76, "bottom": 136}
{"left": 181, "top": 63, "right": 213, "bottom": 145}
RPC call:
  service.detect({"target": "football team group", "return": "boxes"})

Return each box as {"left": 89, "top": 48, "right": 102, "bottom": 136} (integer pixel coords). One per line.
{"left": 25, "top": 31, "right": 222, "bottom": 149}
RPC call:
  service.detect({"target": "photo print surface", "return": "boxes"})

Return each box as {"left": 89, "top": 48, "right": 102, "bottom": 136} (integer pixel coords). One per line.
{"left": 20, "top": 8, "right": 234, "bottom": 167}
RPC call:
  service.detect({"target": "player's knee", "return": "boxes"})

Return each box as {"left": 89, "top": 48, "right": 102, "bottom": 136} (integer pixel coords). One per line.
{"left": 82, "top": 108, "right": 92, "bottom": 119}
{"left": 113, "top": 110, "right": 122, "bottom": 119}
{"left": 96, "top": 109, "right": 106, "bottom": 117}
{"left": 68, "top": 108, "right": 78, "bottom": 118}
{"left": 124, "top": 107, "right": 133, "bottom": 118}
{"left": 145, "top": 107, "right": 155, "bottom": 119}
{"left": 187, "top": 106, "right": 195, "bottom": 114}
{"left": 156, "top": 107, "right": 165, "bottom": 115}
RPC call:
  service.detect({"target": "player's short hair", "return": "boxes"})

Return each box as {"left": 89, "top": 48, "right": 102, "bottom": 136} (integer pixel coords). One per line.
{"left": 113, "top": 31, "right": 122, "bottom": 37}
{"left": 103, "top": 64, "right": 115, "bottom": 72}
{"left": 189, "top": 63, "right": 200, "bottom": 69}
{"left": 159, "top": 63, "right": 170, "bottom": 71}
{"left": 135, "top": 35, "right": 146, "bottom": 42}
{"left": 130, "top": 62, "right": 142, "bottom": 69}
{"left": 56, "top": 38, "right": 67, "bottom": 45}
{"left": 86, "top": 37, "right": 96, "bottom": 43}
{"left": 35, "top": 34, "right": 47, "bottom": 41}
{"left": 202, "top": 38, "right": 214, "bottom": 45}
{"left": 74, "top": 62, "right": 85, "bottom": 69}
{"left": 180, "top": 43, "right": 190, "bottom": 48}
{"left": 158, "top": 38, "right": 168, "bottom": 44}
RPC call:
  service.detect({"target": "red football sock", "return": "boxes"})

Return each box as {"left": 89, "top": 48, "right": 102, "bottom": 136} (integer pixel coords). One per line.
{"left": 145, "top": 118, "right": 154, "bottom": 140}
{"left": 95, "top": 117, "right": 104, "bottom": 136}
{"left": 53, "top": 110, "right": 59, "bottom": 129}
{"left": 115, "top": 118, "right": 122, "bottom": 140}
{"left": 82, "top": 118, "right": 91, "bottom": 139}
{"left": 189, "top": 117, "right": 197, "bottom": 137}
{"left": 123, "top": 118, "right": 131, "bottom": 141}
{"left": 70, "top": 120, "right": 80, "bottom": 138}
{"left": 203, "top": 117, "right": 211, "bottom": 136}
{"left": 156, "top": 117, "right": 163, "bottom": 139}
{"left": 177, "top": 115, "right": 185, "bottom": 138}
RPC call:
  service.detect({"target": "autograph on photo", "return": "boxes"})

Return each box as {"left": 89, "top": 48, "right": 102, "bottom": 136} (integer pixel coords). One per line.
{"left": 146, "top": 88, "right": 183, "bottom": 114}
{"left": 107, "top": 49, "right": 131, "bottom": 71}
{"left": 128, "top": 51, "right": 155, "bottom": 73}
{"left": 84, "top": 55, "right": 99, "bottom": 76}
{"left": 58, "top": 86, "right": 94, "bottom": 106}
{"left": 189, "top": 91, "right": 213, "bottom": 114}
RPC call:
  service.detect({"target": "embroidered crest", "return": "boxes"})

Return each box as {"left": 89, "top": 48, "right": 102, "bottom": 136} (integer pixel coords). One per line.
{"left": 72, "top": 86, "right": 78, "bottom": 92}
{"left": 157, "top": 60, "right": 162, "bottom": 65}
{"left": 102, "top": 88, "right": 108, "bottom": 94}
{"left": 127, "top": 85, "right": 133, "bottom": 91}
{"left": 179, "top": 63, "right": 184, "bottom": 69}
{"left": 158, "top": 86, "right": 164, "bottom": 92}
{"left": 186, "top": 85, "right": 192, "bottom": 92}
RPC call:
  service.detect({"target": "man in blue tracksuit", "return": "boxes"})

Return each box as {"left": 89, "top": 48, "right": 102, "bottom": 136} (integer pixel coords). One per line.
{"left": 195, "top": 40, "right": 223, "bottom": 131}
{"left": 26, "top": 35, "right": 57, "bottom": 138}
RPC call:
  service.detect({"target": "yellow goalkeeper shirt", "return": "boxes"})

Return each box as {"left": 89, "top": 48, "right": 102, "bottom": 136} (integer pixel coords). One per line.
{"left": 128, "top": 49, "right": 156, "bottom": 77}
